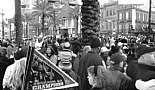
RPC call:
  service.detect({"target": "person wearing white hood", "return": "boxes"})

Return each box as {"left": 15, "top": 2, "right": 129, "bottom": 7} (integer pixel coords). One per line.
{"left": 35, "top": 37, "right": 43, "bottom": 50}
{"left": 135, "top": 79, "right": 155, "bottom": 90}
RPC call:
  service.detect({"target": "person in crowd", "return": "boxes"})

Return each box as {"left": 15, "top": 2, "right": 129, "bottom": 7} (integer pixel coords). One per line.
{"left": 58, "top": 41, "right": 78, "bottom": 85}
{"left": 51, "top": 40, "right": 59, "bottom": 55}
{"left": 71, "top": 40, "right": 82, "bottom": 75}
{"left": 78, "top": 37, "right": 105, "bottom": 90}
{"left": 58, "top": 42, "right": 77, "bottom": 70}
{"left": 3, "top": 46, "right": 28, "bottom": 90}
{"left": 82, "top": 45, "right": 91, "bottom": 56}
{"left": 100, "top": 47, "right": 110, "bottom": 66}
{"left": 35, "top": 37, "right": 43, "bottom": 50}
{"left": 87, "top": 65, "right": 106, "bottom": 90}
{"left": 135, "top": 79, "right": 155, "bottom": 90}
{"left": 70, "top": 40, "right": 82, "bottom": 55}
{"left": 132, "top": 45, "right": 155, "bottom": 90}
{"left": 103, "top": 53, "right": 134, "bottom": 90}
{"left": 126, "top": 49, "right": 138, "bottom": 81}
{"left": 44, "top": 45, "right": 57, "bottom": 65}
{"left": 109, "top": 45, "right": 123, "bottom": 57}
{"left": 6, "top": 42, "right": 15, "bottom": 58}
{"left": 0, "top": 46, "right": 14, "bottom": 90}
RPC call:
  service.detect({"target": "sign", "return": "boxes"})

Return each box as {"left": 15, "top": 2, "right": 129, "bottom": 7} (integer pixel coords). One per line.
{"left": 22, "top": 47, "right": 78, "bottom": 90}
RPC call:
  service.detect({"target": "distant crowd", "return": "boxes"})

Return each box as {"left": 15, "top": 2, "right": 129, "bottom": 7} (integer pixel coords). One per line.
{"left": 0, "top": 35, "right": 155, "bottom": 90}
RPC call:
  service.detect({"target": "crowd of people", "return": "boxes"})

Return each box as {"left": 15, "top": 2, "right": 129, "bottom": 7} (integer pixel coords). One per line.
{"left": 0, "top": 35, "right": 155, "bottom": 90}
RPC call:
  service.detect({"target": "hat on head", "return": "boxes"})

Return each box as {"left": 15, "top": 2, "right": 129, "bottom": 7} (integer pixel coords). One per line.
{"left": 101, "top": 47, "right": 109, "bottom": 53}
{"left": 136, "top": 45, "right": 155, "bottom": 59}
{"left": 64, "top": 42, "right": 70, "bottom": 48}
{"left": 110, "top": 53, "right": 126, "bottom": 65}
{"left": 117, "top": 42, "right": 123, "bottom": 46}
{"left": 135, "top": 79, "right": 155, "bottom": 90}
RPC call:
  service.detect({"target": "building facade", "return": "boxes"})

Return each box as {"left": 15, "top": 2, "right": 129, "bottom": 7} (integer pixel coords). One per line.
{"left": 100, "top": 0, "right": 155, "bottom": 36}
{"left": 48, "top": 0, "right": 80, "bottom": 38}
{"left": 118, "top": 5, "right": 155, "bottom": 35}
{"left": 100, "top": 1, "right": 118, "bottom": 35}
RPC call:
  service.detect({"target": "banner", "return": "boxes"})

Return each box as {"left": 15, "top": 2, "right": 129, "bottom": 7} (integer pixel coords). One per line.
{"left": 22, "top": 47, "right": 78, "bottom": 90}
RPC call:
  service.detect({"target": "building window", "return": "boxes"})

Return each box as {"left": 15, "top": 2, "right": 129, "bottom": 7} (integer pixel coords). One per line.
{"left": 136, "top": 12, "right": 139, "bottom": 21}
{"left": 146, "top": 15, "right": 148, "bottom": 22}
{"left": 110, "top": 10, "right": 112, "bottom": 16}
{"left": 140, "top": 13, "right": 143, "bottom": 21}
{"left": 106, "top": 10, "right": 109, "bottom": 16}
{"left": 62, "top": 18, "right": 67, "bottom": 27}
{"left": 119, "top": 24, "right": 122, "bottom": 30}
{"left": 106, "top": 22, "right": 108, "bottom": 29}
{"left": 129, "top": 12, "right": 132, "bottom": 20}
{"left": 125, "top": 24, "right": 129, "bottom": 32}
{"left": 119, "top": 13, "right": 122, "bottom": 20}
{"left": 68, "top": 18, "right": 71, "bottom": 27}
{"left": 113, "top": 10, "right": 116, "bottom": 15}
{"left": 126, "top": 12, "right": 129, "bottom": 20}
{"left": 109, "top": 22, "right": 112, "bottom": 30}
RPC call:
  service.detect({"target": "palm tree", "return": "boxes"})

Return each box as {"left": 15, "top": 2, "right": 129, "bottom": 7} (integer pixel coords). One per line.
{"left": 32, "top": 0, "right": 54, "bottom": 36}
{"left": 22, "top": 13, "right": 33, "bottom": 38}
{"left": 15, "top": 0, "right": 22, "bottom": 45}
{"left": 57, "top": 3, "right": 80, "bottom": 36}
{"left": 81, "top": 0, "right": 100, "bottom": 38}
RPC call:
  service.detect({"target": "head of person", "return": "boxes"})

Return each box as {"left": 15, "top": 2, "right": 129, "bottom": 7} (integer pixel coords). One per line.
{"left": 109, "top": 46, "right": 123, "bottom": 56}
{"left": 14, "top": 46, "right": 28, "bottom": 60}
{"left": 63, "top": 42, "right": 70, "bottom": 49}
{"left": 90, "top": 37, "right": 101, "bottom": 53}
{"left": 83, "top": 45, "right": 91, "bottom": 54}
{"left": 100, "top": 47, "right": 110, "bottom": 62}
{"left": 136, "top": 45, "right": 155, "bottom": 66}
{"left": 46, "top": 45, "right": 55, "bottom": 55}
{"left": 87, "top": 65, "right": 106, "bottom": 88}
{"left": 100, "top": 47, "right": 109, "bottom": 55}
{"left": 110, "top": 53, "right": 126, "bottom": 70}
{"left": 0, "top": 47, "right": 7, "bottom": 56}
{"left": 70, "top": 40, "right": 82, "bottom": 54}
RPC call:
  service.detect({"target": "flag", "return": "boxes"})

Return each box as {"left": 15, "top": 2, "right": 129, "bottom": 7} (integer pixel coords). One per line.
{"left": 22, "top": 47, "right": 78, "bottom": 90}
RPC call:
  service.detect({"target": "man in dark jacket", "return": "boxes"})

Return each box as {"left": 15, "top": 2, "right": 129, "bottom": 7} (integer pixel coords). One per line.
{"left": 135, "top": 45, "right": 155, "bottom": 81}
{"left": 78, "top": 37, "right": 104, "bottom": 90}
{"left": 127, "top": 45, "right": 155, "bottom": 90}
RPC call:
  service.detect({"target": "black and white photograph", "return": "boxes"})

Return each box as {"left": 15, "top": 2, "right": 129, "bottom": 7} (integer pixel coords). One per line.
{"left": 0, "top": 0, "right": 155, "bottom": 90}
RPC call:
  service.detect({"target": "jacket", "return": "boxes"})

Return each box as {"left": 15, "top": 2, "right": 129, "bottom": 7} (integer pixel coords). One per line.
{"left": 102, "top": 67, "right": 134, "bottom": 90}
{"left": 136, "top": 63, "right": 155, "bottom": 81}
{"left": 78, "top": 51, "right": 103, "bottom": 90}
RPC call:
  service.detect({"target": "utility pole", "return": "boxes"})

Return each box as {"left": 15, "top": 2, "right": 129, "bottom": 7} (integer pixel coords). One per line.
{"left": 1, "top": 10, "right": 4, "bottom": 39}
{"left": 148, "top": 0, "right": 152, "bottom": 33}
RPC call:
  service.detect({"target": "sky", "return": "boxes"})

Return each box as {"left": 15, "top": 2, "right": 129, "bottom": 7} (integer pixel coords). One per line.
{"left": 0, "top": 0, "right": 154, "bottom": 19}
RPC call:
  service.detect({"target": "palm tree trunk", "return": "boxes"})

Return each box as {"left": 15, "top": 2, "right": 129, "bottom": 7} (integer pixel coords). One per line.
{"left": 15, "top": 0, "right": 23, "bottom": 45}
{"left": 81, "top": 0, "right": 100, "bottom": 38}
{"left": 41, "top": 14, "right": 45, "bottom": 36}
